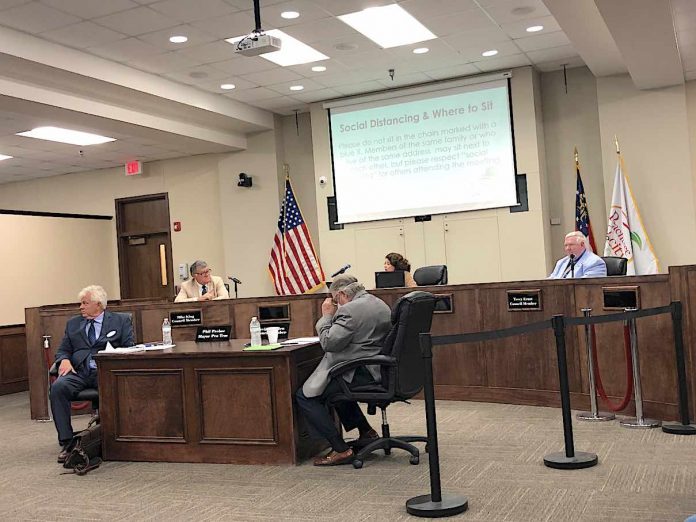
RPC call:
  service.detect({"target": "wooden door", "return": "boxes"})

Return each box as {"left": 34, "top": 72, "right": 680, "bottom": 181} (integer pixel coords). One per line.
{"left": 116, "top": 194, "right": 173, "bottom": 299}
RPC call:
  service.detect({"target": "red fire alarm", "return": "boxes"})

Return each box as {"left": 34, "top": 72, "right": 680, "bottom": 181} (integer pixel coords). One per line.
{"left": 173, "top": 221, "right": 181, "bottom": 232}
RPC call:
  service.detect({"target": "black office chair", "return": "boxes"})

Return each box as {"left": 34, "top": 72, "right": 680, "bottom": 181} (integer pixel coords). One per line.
{"left": 48, "top": 363, "right": 99, "bottom": 414}
{"left": 413, "top": 265, "right": 448, "bottom": 286}
{"left": 328, "top": 291, "right": 436, "bottom": 469}
{"left": 602, "top": 256, "right": 628, "bottom": 276}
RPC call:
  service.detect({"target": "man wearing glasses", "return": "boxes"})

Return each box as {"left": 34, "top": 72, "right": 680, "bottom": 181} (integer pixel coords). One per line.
{"left": 174, "top": 260, "right": 229, "bottom": 302}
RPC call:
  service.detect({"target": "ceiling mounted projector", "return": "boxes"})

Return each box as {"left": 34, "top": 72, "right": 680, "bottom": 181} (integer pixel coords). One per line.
{"left": 234, "top": 33, "right": 282, "bottom": 56}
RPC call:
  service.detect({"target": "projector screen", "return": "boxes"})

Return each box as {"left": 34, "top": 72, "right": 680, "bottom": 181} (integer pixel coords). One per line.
{"left": 327, "top": 77, "right": 517, "bottom": 224}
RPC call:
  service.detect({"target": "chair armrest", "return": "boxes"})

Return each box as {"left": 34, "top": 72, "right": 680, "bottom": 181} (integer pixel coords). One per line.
{"left": 48, "top": 361, "right": 59, "bottom": 376}
{"left": 328, "top": 355, "right": 396, "bottom": 379}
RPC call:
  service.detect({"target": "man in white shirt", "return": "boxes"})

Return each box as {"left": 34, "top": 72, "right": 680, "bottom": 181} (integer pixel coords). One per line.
{"left": 174, "top": 260, "right": 229, "bottom": 302}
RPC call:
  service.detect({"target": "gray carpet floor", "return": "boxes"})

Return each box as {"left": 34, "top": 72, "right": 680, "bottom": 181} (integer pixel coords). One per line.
{"left": 1, "top": 391, "right": 695, "bottom": 521}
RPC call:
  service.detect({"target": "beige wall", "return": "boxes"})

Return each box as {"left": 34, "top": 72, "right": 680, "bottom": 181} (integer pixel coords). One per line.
{"left": 0, "top": 214, "right": 116, "bottom": 325}
{"left": 541, "top": 66, "right": 605, "bottom": 261}
{"left": 310, "top": 66, "right": 552, "bottom": 286}
{"left": 0, "top": 129, "right": 282, "bottom": 324}
{"left": 597, "top": 75, "right": 696, "bottom": 270}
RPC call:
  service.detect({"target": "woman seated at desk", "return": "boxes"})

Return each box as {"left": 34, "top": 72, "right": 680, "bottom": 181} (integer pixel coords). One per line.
{"left": 384, "top": 252, "right": 417, "bottom": 288}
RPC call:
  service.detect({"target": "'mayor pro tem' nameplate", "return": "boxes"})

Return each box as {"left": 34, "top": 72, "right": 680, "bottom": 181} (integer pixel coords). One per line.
{"left": 170, "top": 310, "right": 202, "bottom": 326}
{"left": 195, "top": 325, "right": 231, "bottom": 342}
{"left": 507, "top": 289, "right": 542, "bottom": 311}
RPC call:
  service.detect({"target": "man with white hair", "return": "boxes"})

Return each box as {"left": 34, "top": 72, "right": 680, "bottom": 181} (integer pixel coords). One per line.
{"left": 549, "top": 231, "right": 607, "bottom": 278}
{"left": 51, "top": 285, "right": 134, "bottom": 463}
{"left": 296, "top": 274, "right": 391, "bottom": 466}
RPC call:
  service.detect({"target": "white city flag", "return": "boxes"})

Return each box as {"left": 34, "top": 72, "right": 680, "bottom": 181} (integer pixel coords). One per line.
{"left": 604, "top": 157, "right": 659, "bottom": 275}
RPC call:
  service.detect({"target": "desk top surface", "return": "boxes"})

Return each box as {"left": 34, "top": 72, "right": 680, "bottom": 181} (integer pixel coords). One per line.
{"left": 93, "top": 339, "right": 320, "bottom": 360}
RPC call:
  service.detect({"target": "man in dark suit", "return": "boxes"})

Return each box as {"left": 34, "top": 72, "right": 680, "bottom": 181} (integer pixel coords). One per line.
{"left": 51, "top": 285, "right": 134, "bottom": 463}
{"left": 296, "top": 274, "right": 391, "bottom": 466}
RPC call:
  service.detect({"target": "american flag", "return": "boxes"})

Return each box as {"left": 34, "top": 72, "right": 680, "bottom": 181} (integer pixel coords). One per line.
{"left": 269, "top": 178, "right": 325, "bottom": 295}
{"left": 575, "top": 164, "right": 598, "bottom": 253}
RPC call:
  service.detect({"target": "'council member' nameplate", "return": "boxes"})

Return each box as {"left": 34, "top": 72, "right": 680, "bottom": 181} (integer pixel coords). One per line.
{"left": 507, "top": 289, "right": 542, "bottom": 311}
{"left": 196, "top": 326, "right": 231, "bottom": 342}
{"left": 170, "top": 310, "right": 202, "bottom": 326}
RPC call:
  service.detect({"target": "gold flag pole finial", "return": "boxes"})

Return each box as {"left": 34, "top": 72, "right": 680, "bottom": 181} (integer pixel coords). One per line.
{"left": 614, "top": 135, "right": 620, "bottom": 155}
{"left": 574, "top": 146, "right": 579, "bottom": 167}
{"left": 283, "top": 163, "right": 290, "bottom": 180}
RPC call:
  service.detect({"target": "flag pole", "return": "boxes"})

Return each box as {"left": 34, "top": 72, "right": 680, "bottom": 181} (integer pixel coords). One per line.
{"left": 281, "top": 163, "right": 290, "bottom": 294}
{"left": 574, "top": 146, "right": 579, "bottom": 168}
{"left": 614, "top": 135, "right": 620, "bottom": 155}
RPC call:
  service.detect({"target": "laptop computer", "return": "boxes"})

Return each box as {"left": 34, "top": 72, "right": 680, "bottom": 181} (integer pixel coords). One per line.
{"left": 375, "top": 270, "right": 405, "bottom": 288}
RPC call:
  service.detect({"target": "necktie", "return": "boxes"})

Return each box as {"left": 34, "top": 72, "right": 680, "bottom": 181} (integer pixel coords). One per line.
{"left": 201, "top": 284, "right": 208, "bottom": 295}
{"left": 87, "top": 320, "right": 96, "bottom": 345}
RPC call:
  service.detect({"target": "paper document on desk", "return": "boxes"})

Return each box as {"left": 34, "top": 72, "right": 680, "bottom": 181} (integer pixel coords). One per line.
{"left": 281, "top": 337, "right": 320, "bottom": 344}
{"left": 98, "top": 342, "right": 175, "bottom": 354}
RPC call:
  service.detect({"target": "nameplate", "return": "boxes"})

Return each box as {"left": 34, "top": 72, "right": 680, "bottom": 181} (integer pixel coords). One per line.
{"left": 507, "top": 289, "right": 542, "bottom": 311}
{"left": 196, "top": 326, "right": 231, "bottom": 342}
{"left": 603, "top": 286, "right": 640, "bottom": 310}
{"left": 170, "top": 310, "right": 202, "bottom": 326}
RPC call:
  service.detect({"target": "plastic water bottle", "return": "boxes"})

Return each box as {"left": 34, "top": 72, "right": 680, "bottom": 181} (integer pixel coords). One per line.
{"left": 250, "top": 316, "right": 262, "bottom": 346}
{"left": 162, "top": 318, "right": 172, "bottom": 345}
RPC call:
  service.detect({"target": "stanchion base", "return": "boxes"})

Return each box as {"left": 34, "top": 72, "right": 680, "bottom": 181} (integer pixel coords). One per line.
{"left": 406, "top": 493, "right": 469, "bottom": 518}
{"left": 543, "top": 451, "right": 598, "bottom": 470}
{"left": 662, "top": 422, "right": 696, "bottom": 435}
{"left": 620, "top": 417, "right": 661, "bottom": 429}
{"left": 576, "top": 411, "right": 615, "bottom": 421}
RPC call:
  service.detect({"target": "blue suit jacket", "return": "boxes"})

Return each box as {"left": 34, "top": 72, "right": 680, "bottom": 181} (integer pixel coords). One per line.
{"left": 549, "top": 251, "right": 607, "bottom": 279}
{"left": 54, "top": 311, "right": 134, "bottom": 369}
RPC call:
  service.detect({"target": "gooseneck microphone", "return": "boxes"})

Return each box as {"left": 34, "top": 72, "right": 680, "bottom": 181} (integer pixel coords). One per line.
{"left": 331, "top": 264, "right": 351, "bottom": 278}
{"left": 228, "top": 276, "right": 242, "bottom": 284}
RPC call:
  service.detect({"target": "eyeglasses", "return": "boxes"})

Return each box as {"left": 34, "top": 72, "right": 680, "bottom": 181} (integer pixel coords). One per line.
{"left": 195, "top": 269, "right": 212, "bottom": 276}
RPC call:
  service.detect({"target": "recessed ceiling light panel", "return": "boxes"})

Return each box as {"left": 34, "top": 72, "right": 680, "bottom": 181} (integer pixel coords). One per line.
{"left": 17, "top": 127, "right": 116, "bottom": 146}
{"left": 338, "top": 4, "right": 436, "bottom": 48}
{"left": 289, "top": 85, "right": 304, "bottom": 91}
{"left": 281, "top": 11, "right": 299, "bottom": 19}
{"left": 0, "top": 154, "right": 13, "bottom": 161}
{"left": 226, "top": 29, "right": 328, "bottom": 66}
{"left": 311, "top": 65, "right": 327, "bottom": 72}
{"left": 482, "top": 49, "right": 498, "bottom": 57}
{"left": 169, "top": 35, "right": 188, "bottom": 43}
{"left": 526, "top": 25, "right": 543, "bottom": 32}
{"left": 413, "top": 47, "right": 429, "bottom": 54}
{"left": 220, "top": 83, "right": 236, "bottom": 90}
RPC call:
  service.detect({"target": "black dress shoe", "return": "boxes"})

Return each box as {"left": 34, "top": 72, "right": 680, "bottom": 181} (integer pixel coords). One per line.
{"left": 57, "top": 448, "right": 70, "bottom": 464}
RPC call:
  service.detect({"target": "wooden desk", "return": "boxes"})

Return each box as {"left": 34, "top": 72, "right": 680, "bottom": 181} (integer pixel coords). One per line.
{"left": 0, "top": 324, "right": 27, "bottom": 395}
{"left": 94, "top": 340, "right": 326, "bottom": 465}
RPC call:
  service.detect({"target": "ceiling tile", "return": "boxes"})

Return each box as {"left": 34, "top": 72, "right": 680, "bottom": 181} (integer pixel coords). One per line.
{"left": 241, "top": 67, "right": 303, "bottom": 85}
{"left": 1, "top": 1, "right": 80, "bottom": 33}
{"left": 93, "top": 6, "right": 180, "bottom": 36}
{"left": 457, "top": 40, "right": 521, "bottom": 62}
{"left": 126, "top": 51, "right": 199, "bottom": 74}
{"left": 423, "top": 9, "right": 498, "bottom": 37}
{"left": 0, "top": 1, "right": 32, "bottom": 10}
{"left": 211, "top": 56, "right": 277, "bottom": 75}
{"left": 137, "top": 24, "right": 218, "bottom": 51}
{"left": 281, "top": 17, "right": 355, "bottom": 44}
{"left": 308, "top": 0, "right": 393, "bottom": 17}
{"left": 333, "top": 80, "right": 385, "bottom": 96}
{"left": 226, "top": 86, "right": 284, "bottom": 102}
{"left": 399, "top": 0, "right": 478, "bottom": 20}
{"left": 223, "top": 0, "right": 286, "bottom": 9}
{"left": 424, "top": 63, "right": 481, "bottom": 80}
{"left": 514, "top": 31, "right": 571, "bottom": 53}
{"left": 442, "top": 27, "right": 511, "bottom": 51}
{"left": 501, "top": 15, "right": 561, "bottom": 39}
{"left": 525, "top": 45, "right": 579, "bottom": 64}
{"left": 40, "top": 21, "right": 127, "bottom": 49}
{"left": 87, "top": 37, "right": 163, "bottom": 62}
{"left": 479, "top": 0, "right": 551, "bottom": 24}
{"left": 197, "top": 77, "right": 258, "bottom": 93}
{"left": 149, "top": 0, "right": 238, "bottom": 23}
{"left": 161, "top": 64, "right": 230, "bottom": 84}
{"left": 260, "top": 0, "right": 332, "bottom": 27}
{"left": 289, "top": 87, "right": 342, "bottom": 102}
{"left": 474, "top": 53, "right": 531, "bottom": 72}
{"left": 173, "top": 41, "right": 238, "bottom": 64}
{"left": 266, "top": 77, "right": 324, "bottom": 95}
{"left": 533, "top": 56, "right": 585, "bottom": 73}
{"left": 41, "top": 0, "right": 138, "bottom": 18}
{"left": 190, "top": 11, "right": 257, "bottom": 39}
{"left": 376, "top": 71, "right": 432, "bottom": 88}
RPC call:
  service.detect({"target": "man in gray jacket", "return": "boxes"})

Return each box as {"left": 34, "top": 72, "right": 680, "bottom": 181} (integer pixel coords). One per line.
{"left": 296, "top": 274, "right": 391, "bottom": 466}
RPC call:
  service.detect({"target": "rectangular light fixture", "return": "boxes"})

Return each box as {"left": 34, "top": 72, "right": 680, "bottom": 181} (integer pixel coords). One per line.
{"left": 0, "top": 154, "right": 13, "bottom": 161}
{"left": 338, "top": 4, "right": 436, "bottom": 48}
{"left": 16, "top": 126, "right": 116, "bottom": 146}
{"left": 226, "top": 29, "right": 328, "bottom": 66}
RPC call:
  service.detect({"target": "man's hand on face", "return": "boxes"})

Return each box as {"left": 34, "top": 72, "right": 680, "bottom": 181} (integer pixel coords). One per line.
{"left": 58, "top": 359, "right": 75, "bottom": 376}
{"left": 321, "top": 298, "right": 337, "bottom": 316}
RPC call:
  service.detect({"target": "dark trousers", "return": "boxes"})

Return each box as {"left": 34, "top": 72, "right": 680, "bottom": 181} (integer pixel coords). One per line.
{"left": 296, "top": 367, "right": 374, "bottom": 453}
{"left": 50, "top": 365, "right": 97, "bottom": 446}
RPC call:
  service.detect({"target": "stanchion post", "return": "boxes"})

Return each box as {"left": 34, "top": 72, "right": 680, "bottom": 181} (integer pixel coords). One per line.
{"left": 406, "top": 333, "right": 468, "bottom": 518}
{"left": 577, "top": 309, "right": 615, "bottom": 422}
{"left": 40, "top": 335, "right": 53, "bottom": 423}
{"left": 662, "top": 301, "right": 696, "bottom": 435}
{"left": 620, "top": 309, "right": 660, "bottom": 429}
{"left": 544, "top": 315, "right": 598, "bottom": 469}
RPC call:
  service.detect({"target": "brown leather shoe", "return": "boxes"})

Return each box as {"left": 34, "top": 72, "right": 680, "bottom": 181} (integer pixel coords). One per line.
{"left": 313, "top": 448, "right": 354, "bottom": 466}
{"left": 57, "top": 448, "right": 70, "bottom": 464}
{"left": 350, "top": 429, "right": 379, "bottom": 448}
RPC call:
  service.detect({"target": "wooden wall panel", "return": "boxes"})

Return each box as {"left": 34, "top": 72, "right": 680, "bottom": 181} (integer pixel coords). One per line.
{"left": 197, "top": 368, "right": 276, "bottom": 442}
{"left": 0, "top": 325, "right": 28, "bottom": 395}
